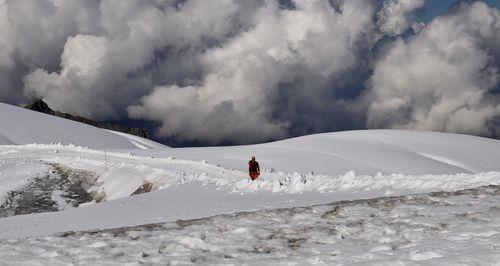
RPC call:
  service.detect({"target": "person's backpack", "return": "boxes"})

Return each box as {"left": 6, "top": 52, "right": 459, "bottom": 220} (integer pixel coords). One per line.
{"left": 249, "top": 161, "right": 259, "bottom": 172}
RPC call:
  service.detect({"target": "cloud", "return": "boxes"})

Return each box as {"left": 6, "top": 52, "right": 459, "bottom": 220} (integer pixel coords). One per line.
{"left": 1, "top": 0, "right": 500, "bottom": 144}
{"left": 366, "top": 1, "right": 500, "bottom": 136}
{"left": 21, "top": 0, "right": 261, "bottom": 120}
{"left": 376, "top": 0, "right": 425, "bottom": 36}
{"left": 24, "top": 35, "right": 114, "bottom": 117}
{"left": 1, "top": 0, "right": 100, "bottom": 103}
{"left": 129, "top": 0, "right": 379, "bottom": 144}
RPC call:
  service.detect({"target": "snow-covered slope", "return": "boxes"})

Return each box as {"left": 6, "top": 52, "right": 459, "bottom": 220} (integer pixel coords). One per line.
{"left": 1, "top": 143, "right": 499, "bottom": 240}
{"left": 0, "top": 133, "right": 499, "bottom": 239}
{"left": 138, "top": 130, "right": 500, "bottom": 175}
{"left": 1, "top": 102, "right": 500, "bottom": 264}
{"left": 2, "top": 102, "right": 500, "bottom": 176}
{"left": 0, "top": 102, "right": 166, "bottom": 150}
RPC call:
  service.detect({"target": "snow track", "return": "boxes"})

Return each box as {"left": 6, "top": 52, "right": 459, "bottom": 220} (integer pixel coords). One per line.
{"left": 0, "top": 164, "right": 97, "bottom": 218}
{"left": 1, "top": 185, "right": 499, "bottom": 265}
{"left": 417, "top": 152, "right": 478, "bottom": 173}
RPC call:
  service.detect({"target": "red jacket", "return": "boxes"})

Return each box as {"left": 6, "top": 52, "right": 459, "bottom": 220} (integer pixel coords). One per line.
{"left": 248, "top": 160, "right": 260, "bottom": 173}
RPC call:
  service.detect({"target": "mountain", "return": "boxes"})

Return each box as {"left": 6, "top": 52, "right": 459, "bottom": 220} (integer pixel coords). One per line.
{"left": 0, "top": 102, "right": 165, "bottom": 149}
{"left": 24, "top": 99, "right": 152, "bottom": 140}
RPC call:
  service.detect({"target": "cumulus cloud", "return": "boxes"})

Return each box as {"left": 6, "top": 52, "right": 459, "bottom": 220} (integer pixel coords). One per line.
{"left": 376, "top": 0, "right": 425, "bottom": 36}
{"left": 1, "top": 0, "right": 500, "bottom": 145}
{"left": 129, "top": 0, "right": 378, "bottom": 144}
{"left": 366, "top": 1, "right": 500, "bottom": 136}
{"left": 22, "top": 0, "right": 261, "bottom": 119}
{"left": 1, "top": 0, "right": 100, "bottom": 103}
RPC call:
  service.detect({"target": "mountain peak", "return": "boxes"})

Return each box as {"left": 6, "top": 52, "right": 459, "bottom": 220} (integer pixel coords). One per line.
{"left": 23, "top": 99, "right": 152, "bottom": 139}
{"left": 24, "top": 99, "right": 55, "bottom": 115}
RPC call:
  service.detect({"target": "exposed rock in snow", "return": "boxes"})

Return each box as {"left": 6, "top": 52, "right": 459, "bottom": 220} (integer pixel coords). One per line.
{"left": 24, "top": 99, "right": 152, "bottom": 140}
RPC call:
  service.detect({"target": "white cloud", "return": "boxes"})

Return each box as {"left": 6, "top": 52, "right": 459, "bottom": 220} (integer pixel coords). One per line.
{"left": 0, "top": 0, "right": 499, "bottom": 144}
{"left": 377, "top": 0, "right": 425, "bottom": 36}
{"left": 129, "top": 0, "right": 379, "bottom": 143}
{"left": 367, "top": 1, "right": 500, "bottom": 136}
{"left": 20, "top": 0, "right": 259, "bottom": 120}
{"left": 24, "top": 35, "right": 113, "bottom": 118}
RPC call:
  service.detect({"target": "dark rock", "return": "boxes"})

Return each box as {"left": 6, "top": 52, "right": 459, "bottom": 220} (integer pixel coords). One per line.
{"left": 24, "top": 98, "right": 56, "bottom": 115}
{"left": 131, "top": 183, "right": 154, "bottom": 196}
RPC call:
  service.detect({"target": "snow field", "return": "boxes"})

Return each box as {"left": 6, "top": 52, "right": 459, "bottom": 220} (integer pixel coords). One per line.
{"left": 0, "top": 185, "right": 499, "bottom": 265}
{"left": 157, "top": 129, "right": 500, "bottom": 176}
{"left": 1, "top": 143, "right": 500, "bottom": 242}
{"left": 2, "top": 144, "right": 500, "bottom": 204}
{"left": 2, "top": 103, "right": 500, "bottom": 264}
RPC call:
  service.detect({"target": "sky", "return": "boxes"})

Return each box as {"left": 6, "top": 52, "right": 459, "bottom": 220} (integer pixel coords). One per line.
{"left": 423, "top": 0, "right": 500, "bottom": 21}
{"left": 1, "top": 0, "right": 500, "bottom": 146}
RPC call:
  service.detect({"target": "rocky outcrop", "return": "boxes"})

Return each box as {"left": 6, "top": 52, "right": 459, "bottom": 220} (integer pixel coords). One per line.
{"left": 131, "top": 183, "right": 154, "bottom": 196}
{"left": 24, "top": 99, "right": 152, "bottom": 139}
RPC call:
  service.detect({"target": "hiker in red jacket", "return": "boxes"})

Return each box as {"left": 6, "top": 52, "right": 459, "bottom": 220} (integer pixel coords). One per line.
{"left": 248, "top": 156, "right": 260, "bottom": 180}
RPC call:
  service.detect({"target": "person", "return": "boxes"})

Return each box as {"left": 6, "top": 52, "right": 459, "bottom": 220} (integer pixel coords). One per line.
{"left": 248, "top": 156, "right": 260, "bottom": 180}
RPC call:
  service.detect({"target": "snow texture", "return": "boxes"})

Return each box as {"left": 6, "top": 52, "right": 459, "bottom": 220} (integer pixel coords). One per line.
{"left": 1, "top": 185, "right": 499, "bottom": 265}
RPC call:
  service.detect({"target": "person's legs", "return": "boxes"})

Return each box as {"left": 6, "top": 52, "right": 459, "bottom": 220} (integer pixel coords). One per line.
{"left": 250, "top": 173, "right": 259, "bottom": 180}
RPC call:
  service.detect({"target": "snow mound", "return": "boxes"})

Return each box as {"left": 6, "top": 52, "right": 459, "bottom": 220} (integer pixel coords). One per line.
{"left": 0, "top": 103, "right": 167, "bottom": 150}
